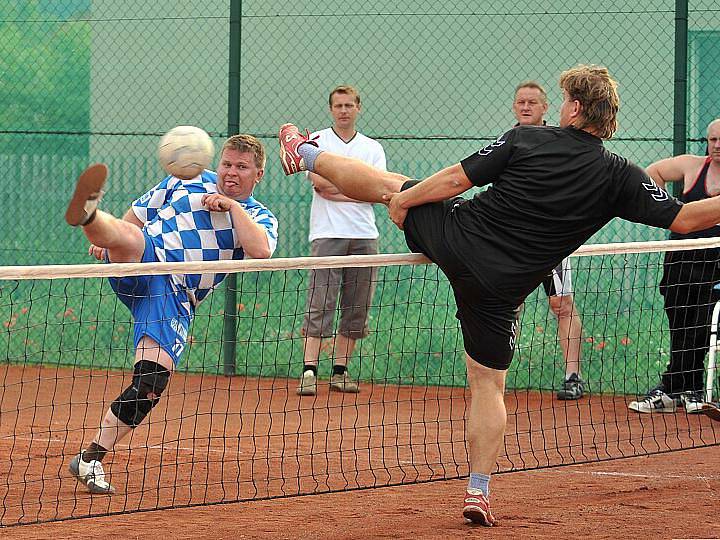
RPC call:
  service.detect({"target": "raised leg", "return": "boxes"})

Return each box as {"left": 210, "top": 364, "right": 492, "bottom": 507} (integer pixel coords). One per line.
{"left": 312, "top": 152, "right": 409, "bottom": 203}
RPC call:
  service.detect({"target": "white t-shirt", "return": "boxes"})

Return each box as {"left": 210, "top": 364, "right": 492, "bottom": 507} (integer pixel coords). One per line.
{"left": 308, "top": 128, "right": 387, "bottom": 241}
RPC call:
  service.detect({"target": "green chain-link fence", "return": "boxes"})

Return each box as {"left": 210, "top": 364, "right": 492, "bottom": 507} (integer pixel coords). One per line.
{"left": 1, "top": 1, "right": 719, "bottom": 392}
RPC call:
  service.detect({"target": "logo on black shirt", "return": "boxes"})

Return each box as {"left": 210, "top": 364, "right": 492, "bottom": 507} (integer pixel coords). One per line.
{"left": 641, "top": 178, "right": 669, "bottom": 201}
{"left": 477, "top": 137, "right": 506, "bottom": 156}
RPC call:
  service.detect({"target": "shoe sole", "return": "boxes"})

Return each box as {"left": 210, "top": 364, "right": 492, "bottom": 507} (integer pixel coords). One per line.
{"left": 330, "top": 385, "right": 360, "bottom": 393}
{"left": 628, "top": 403, "right": 677, "bottom": 413}
{"left": 700, "top": 402, "right": 720, "bottom": 421}
{"left": 65, "top": 163, "right": 108, "bottom": 226}
{"left": 684, "top": 405, "right": 705, "bottom": 414}
{"left": 296, "top": 387, "right": 317, "bottom": 396}
{"left": 68, "top": 454, "right": 115, "bottom": 495}
{"left": 463, "top": 506, "right": 494, "bottom": 526}
{"left": 556, "top": 392, "right": 584, "bottom": 400}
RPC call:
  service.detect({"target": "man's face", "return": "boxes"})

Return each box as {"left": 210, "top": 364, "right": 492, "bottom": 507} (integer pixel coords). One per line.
{"left": 330, "top": 93, "right": 360, "bottom": 130}
{"left": 513, "top": 87, "right": 548, "bottom": 126}
{"left": 216, "top": 148, "right": 263, "bottom": 200}
{"left": 708, "top": 122, "right": 720, "bottom": 163}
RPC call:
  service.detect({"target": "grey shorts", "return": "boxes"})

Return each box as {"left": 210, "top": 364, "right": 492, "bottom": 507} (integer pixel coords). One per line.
{"left": 542, "top": 257, "right": 574, "bottom": 297}
{"left": 302, "top": 238, "right": 378, "bottom": 339}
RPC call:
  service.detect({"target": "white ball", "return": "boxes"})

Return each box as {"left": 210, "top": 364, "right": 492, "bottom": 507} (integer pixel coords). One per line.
{"left": 158, "top": 125, "right": 215, "bottom": 179}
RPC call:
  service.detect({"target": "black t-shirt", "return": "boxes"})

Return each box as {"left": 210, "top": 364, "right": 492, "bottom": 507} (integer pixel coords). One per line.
{"left": 452, "top": 125, "right": 683, "bottom": 304}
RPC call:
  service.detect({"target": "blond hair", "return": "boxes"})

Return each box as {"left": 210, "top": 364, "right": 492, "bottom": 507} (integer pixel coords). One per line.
{"left": 559, "top": 65, "right": 619, "bottom": 139}
{"left": 514, "top": 80, "right": 548, "bottom": 103}
{"left": 329, "top": 85, "right": 361, "bottom": 107}
{"left": 222, "top": 134, "right": 266, "bottom": 168}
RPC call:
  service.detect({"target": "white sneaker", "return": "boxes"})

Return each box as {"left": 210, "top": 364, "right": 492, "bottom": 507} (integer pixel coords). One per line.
{"left": 69, "top": 452, "right": 115, "bottom": 494}
{"left": 330, "top": 372, "right": 360, "bottom": 393}
{"left": 296, "top": 369, "right": 317, "bottom": 396}
{"left": 628, "top": 388, "right": 677, "bottom": 413}
{"left": 679, "top": 391, "right": 705, "bottom": 414}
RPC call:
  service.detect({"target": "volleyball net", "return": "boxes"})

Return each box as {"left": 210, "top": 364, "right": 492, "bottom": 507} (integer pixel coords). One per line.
{"left": 0, "top": 239, "right": 719, "bottom": 527}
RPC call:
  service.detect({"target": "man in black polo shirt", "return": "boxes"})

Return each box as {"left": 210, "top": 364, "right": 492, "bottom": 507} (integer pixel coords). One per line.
{"left": 278, "top": 64, "right": 717, "bottom": 526}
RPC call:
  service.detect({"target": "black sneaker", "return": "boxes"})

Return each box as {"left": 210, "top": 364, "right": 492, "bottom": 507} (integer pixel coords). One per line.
{"left": 556, "top": 373, "right": 585, "bottom": 400}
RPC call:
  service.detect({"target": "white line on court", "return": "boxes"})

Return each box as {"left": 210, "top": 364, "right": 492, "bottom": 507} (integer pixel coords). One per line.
{"left": 3, "top": 435, "right": 718, "bottom": 481}
{"left": 562, "top": 470, "right": 720, "bottom": 481}
{"left": 5, "top": 435, "right": 244, "bottom": 458}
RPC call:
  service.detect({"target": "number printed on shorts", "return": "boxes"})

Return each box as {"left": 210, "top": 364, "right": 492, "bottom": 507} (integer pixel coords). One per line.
{"left": 172, "top": 339, "right": 184, "bottom": 357}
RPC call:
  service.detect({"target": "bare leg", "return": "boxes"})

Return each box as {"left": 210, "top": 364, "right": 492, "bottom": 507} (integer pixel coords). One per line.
{"left": 82, "top": 210, "right": 146, "bottom": 263}
{"left": 332, "top": 335, "right": 356, "bottom": 367}
{"left": 548, "top": 295, "right": 583, "bottom": 377}
{"left": 91, "top": 337, "right": 175, "bottom": 453}
{"left": 312, "top": 152, "right": 409, "bottom": 203}
{"left": 303, "top": 336, "right": 322, "bottom": 367}
{"left": 465, "top": 355, "right": 507, "bottom": 474}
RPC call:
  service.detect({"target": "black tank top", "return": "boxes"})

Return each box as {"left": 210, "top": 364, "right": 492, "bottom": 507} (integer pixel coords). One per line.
{"left": 670, "top": 157, "right": 720, "bottom": 239}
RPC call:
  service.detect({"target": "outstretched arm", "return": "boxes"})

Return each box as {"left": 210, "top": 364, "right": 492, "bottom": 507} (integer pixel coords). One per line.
{"left": 670, "top": 197, "right": 720, "bottom": 234}
{"left": 385, "top": 163, "right": 473, "bottom": 229}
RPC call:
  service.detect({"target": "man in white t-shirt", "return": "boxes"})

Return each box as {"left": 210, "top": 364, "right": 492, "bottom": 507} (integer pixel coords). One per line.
{"left": 297, "top": 85, "right": 387, "bottom": 396}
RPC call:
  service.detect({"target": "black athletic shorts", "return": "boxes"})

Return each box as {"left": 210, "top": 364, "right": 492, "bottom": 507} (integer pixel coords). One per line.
{"left": 401, "top": 180, "right": 518, "bottom": 371}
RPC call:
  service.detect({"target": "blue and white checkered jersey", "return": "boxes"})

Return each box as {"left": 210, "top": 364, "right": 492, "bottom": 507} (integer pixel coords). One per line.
{"left": 132, "top": 170, "right": 278, "bottom": 306}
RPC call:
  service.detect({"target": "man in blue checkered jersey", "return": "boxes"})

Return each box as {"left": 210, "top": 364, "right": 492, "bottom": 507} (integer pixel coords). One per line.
{"left": 65, "top": 134, "right": 278, "bottom": 495}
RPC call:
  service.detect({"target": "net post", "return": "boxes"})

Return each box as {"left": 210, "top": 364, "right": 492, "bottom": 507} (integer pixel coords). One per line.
{"left": 672, "top": 0, "right": 688, "bottom": 173}
{"left": 221, "top": 0, "right": 242, "bottom": 376}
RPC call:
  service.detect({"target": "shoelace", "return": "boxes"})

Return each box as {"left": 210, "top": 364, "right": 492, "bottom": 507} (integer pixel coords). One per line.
{"left": 88, "top": 461, "right": 108, "bottom": 485}
{"left": 305, "top": 130, "right": 320, "bottom": 145}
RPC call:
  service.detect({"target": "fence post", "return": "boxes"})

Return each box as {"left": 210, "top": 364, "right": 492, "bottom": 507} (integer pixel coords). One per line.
{"left": 222, "top": 0, "right": 242, "bottom": 376}
{"left": 673, "top": 0, "right": 688, "bottom": 162}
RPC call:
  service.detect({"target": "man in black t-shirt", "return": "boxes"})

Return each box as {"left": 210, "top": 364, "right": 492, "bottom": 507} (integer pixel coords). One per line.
{"left": 278, "top": 65, "right": 719, "bottom": 526}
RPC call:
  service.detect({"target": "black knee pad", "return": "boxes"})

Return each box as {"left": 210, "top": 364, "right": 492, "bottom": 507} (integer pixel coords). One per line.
{"left": 111, "top": 360, "right": 171, "bottom": 427}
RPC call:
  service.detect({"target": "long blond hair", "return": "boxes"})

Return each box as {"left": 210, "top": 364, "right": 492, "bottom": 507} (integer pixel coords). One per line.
{"left": 560, "top": 65, "right": 619, "bottom": 139}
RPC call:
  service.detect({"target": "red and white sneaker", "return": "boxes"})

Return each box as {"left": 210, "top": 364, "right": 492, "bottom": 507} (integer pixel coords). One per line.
{"left": 463, "top": 489, "right": 496, "bottom": 526}
{"left": 278, "top": 123, "right": 317, "bottom": 175}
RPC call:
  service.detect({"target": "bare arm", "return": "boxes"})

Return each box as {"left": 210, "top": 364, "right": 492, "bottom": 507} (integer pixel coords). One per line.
{"left": 309, "top": 172, "right": 361, "bottom": 203}
{"left": 394, "top": 163, "right": 472, "bottom": 208}
{"left": 670, "top": 197, "right": 720, "bottom": 234}
{"left": 202, "top": 194, "right": 272, "bottom": 259}
{"left": 650, "top": 154, "right": 715, "bottom": 233}
{"left": 123, "top": 208, "right": 145, "bottom": 228}
{"left": 646, "top": 154, "right": 699, "bottom": 189}
{"left": 385, "top": 163, "right": 473, "bottom": 229}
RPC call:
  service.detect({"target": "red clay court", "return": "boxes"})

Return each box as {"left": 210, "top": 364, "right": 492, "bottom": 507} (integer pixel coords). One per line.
{"left": 0, "top": 364, "right": 717, "bottom": 537}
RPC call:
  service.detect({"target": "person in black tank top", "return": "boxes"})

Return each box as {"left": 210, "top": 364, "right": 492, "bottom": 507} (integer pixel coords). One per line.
{"left": 629, "top": 119, "right": 720, "bottom": 415}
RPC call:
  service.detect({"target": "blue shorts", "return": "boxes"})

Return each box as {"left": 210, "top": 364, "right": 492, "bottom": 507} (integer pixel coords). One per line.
{"left": 107, "top": 233, "right": 193, "bottom": 365}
